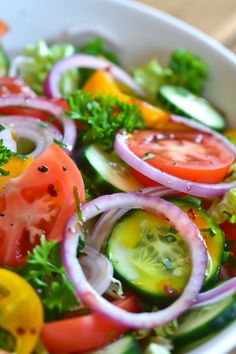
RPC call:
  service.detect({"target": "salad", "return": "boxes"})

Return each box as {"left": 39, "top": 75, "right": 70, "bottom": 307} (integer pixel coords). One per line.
{"left": 0, "top": 23, "right": 236, "bottom": 354}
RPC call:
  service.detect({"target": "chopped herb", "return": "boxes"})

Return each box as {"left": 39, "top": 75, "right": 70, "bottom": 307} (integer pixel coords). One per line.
{"left": 162, "top": 257, "right": 175, "bottom": 270}
{"left": 223, "top": 210, "right": 233, "bottom": 218}
{"left": 142, "top": 152, "right": 155, "bottom": 161}
{"left": 168, "top": 226, "right": 177, "bottom": 234}
{"left": 0, "top": 124, "right": 5, "bottom": 132}
{"left": 37, "top": 122, "right": 48, "bottom": 128}
{"left": 16, "top": 236, "right": 79, "bottom": 321}
{"left": 165, "top": 235, "right": 177, "bottom": 243}
{"left": 201, "top": 227, "right": 217, "bottom": 238}
{"left": 66, "top": 90, "right": 144, "bottom": 149}
{"left": 224, "top": 240, "right": 235, "bottom": 252}
{"left": 53, "top": 139, "right": 69, "bottom": 149}
{"left": 223, "top": 251, "right": 231, "bottom": 262}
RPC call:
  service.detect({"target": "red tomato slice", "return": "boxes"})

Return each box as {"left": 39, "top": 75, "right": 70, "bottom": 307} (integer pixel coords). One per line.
{"left": 0, "top": 77, "right": 36, "bottom": 97}
{"left": 220, "top": 221, "right": 236, "bottom": 276}
{"left": 128, "top": 130, "right": 234, "bottom": 184}
{"left": 41, "top": 294, "right": 140, "bottom": 353}
{"left": 0, "top": 144, "right": 85, "bottom": 267}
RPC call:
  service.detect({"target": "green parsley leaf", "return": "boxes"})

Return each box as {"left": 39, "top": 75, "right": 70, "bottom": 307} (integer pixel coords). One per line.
{"left": 0, "top": 124, "right": 5, "bottom": 132}
{"left": 0, "top": 139, "right": 15, "bottom": 176}
{"left": 16, "top": 236, "right": 79, "bottom": 321}
{"left": 201, "top": 227, "right": 217, "bottom": 238}
{"left": 66, "top": 90, "right": 144, "bottom": 149}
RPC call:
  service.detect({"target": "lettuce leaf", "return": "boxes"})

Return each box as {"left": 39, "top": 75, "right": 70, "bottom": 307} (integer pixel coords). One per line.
{"left": 17, "top": 41, "right": 79, "bottom": 95}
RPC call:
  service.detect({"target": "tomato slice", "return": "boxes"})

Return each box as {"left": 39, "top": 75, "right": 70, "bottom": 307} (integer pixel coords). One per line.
{"left": 220, "top": 221, "right": 236, "bottom": 276}
{"left": 41, "top": 294, "right": 140, "bottom": 353}
{"left": 0, "top": 77, "right": 36, "bottom": 98}
{"left": 128, "top": 130, "right": 234, "bottom": 184}
{"left": 0, "top": 268, "right": 43, "bottom": 354}
{"left": 0, "top": 144, "right": 85, "bottom": 267}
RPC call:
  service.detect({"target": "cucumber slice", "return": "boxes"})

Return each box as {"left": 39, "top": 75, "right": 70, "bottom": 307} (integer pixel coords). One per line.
{"left": 87, "top": 335, "right": 141, "bottom": 354}
{"left": 173, "top": 293, "right": 236, "bottom": 346}
{"left": 169, "top": 198, "right": 224, "bottom": 288}
{"left": 80, "top": 144, "right": 142, "bottom": 194}
{"left": 158, "top": 85, "right": 226, "bottom": 131}
{"left": 0, "top": 46, "right": 9, "bottom": 76}
{"left": 106, "top": 209, "right": 191, "bottom": 302}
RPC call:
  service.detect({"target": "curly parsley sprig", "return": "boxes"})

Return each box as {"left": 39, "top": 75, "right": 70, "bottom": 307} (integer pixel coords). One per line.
{"left": 66, "top": 90, "right": 145, "bottom": 149}
{"left": 0, "top": 138, "right": 15, "bottom": 176}
{"left": 16, "top": 236, "right": 80, "bottom": 321}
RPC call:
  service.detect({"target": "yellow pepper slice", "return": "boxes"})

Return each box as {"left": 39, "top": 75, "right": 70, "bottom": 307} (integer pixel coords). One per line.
{"left": 0, "top": 155, "right": 33, "bottom": 190}
{"left": 83, "top": 70, "right": 169, "bottom": 128}
{"left": 0, "top": 268, "right": 43, "bottom": 354}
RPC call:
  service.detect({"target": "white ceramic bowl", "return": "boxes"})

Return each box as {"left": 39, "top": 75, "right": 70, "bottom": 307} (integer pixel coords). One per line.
{"left": 3, "top": 0, "right": 236, "bottom": 353}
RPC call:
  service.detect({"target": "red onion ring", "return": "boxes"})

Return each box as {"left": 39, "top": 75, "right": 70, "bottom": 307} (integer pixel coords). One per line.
{"left": 79, "top": 244, "right": 114, "bottom": 295}
{"left": 114, "top": 131, "right": 236, "bottom": 198}
{"left": 89, "top": 187, "right": 174, "bottom": 251}
{"left": 0, "top": 96, "right": 76, "bottom": 153}
{"left": 0, "top": 116, "right": 62, "bottom": 158}
{"left": 44, "top": 54, "right": 146, "bottom": 98}
{"left": 62, "top": 192, "right": 207, "bottom": 329}
{"left": 193, "top": 277, "right": 236, "bottom": 308}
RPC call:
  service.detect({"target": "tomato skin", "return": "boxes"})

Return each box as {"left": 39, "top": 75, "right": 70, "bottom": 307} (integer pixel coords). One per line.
{"left": 0, "top": 77, "right": 36, "bottom": 97}
{"left": 0, "top": 144, "right": 85, "bottom": 267}
{"left": 131, "top": 167, "right": 160, "bottom": 187}
{"left": 128, "top": 130, "right": 234, "bottom": 184}
{"left": 41, "top": 294, "right": 140, "bottom": 353}
{"left": 220, "top": 221, "right": 236, "bottom": 276}
{"left": 0, "top": 97, "right": 68, "bottom": 131}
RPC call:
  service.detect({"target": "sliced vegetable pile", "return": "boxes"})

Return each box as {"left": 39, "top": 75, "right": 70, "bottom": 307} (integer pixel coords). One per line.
{"left": 0, "top": 29, "right": 236, "bottom": 354}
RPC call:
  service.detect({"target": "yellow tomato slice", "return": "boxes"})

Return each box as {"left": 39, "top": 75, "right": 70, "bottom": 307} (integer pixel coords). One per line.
{"left": 0, "top": 268, "right": 43, "bottom": 354}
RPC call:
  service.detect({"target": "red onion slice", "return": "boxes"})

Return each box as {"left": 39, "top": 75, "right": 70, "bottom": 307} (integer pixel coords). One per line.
{"left": 0, "top": 116, "right": 62, "bottom": 158}
{"left": 0, "top": 124, "right": 17, "bottom": 152}
{"left": 193, "top": 277, "right": 236, "bottom": 308}
{"left": 79, "top": 245, "right": 114, "bottom": 295}
{"left": 89, "top": 187, "right": 174, "bottom": 252}
{"left": 44, "top": 54, "right": 145, "bottom": 98}
{"left": 0, "top": 96, "right": 76, "bottom": 153}
{"left": 63, "top": 192, "right": 207, "bottom": 329}
{"left": 115, "top": 131, "right": 236, "bottom": 198}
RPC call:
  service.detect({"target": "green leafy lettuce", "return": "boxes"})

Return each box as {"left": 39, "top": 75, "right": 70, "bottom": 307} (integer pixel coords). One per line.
{"left": 133, "top": 48, "right": 208, "bottom": 99}
{"left": 208, "top": 187, "right": 236, "bottom": 224}
{"left": 17, "top": 41, "right": 79, "bottom": 95}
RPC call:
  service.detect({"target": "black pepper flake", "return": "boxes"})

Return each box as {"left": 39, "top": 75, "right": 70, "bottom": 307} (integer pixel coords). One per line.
{"left": 62, "top": 166, "right": 67, "bottom": 172}
{"left": 47, "top": 184, "right": 58, "bottom": 197}
{"left": 0, "top": 213, "right": 5, "bottom": 217}
{"left": 16, "top": 327, "right": 26, "bottom": 335}
{"left": 38, "top": 165, "right": 49, "bottom": 173}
